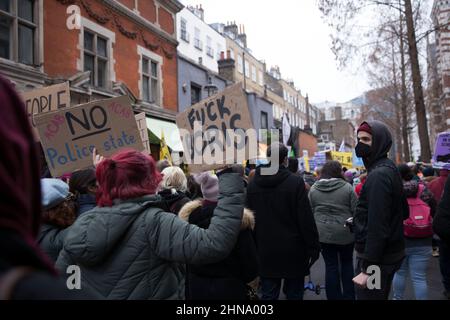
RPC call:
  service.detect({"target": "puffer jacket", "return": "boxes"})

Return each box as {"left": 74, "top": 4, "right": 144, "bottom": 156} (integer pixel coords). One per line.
{"left": 309, "top": 178, "right": 357, "bottom": 245}
{"left": 55, "top": 173, "right": 245, "bottom": 300}
{"left": 37, "top": 224, "right": 70, "bottom": 263}
{"left": 179, "top": 199, "right": 258, "bottom": 300}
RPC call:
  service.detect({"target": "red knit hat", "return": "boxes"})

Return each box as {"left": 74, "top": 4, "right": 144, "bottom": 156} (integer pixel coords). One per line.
{"left": 357, "top": 122, "right": 372, "bottom": 135}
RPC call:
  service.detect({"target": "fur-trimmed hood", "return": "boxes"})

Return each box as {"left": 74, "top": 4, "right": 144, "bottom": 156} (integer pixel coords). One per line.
{"left": 179, "top": 199, "right": 255, "bottom": 230}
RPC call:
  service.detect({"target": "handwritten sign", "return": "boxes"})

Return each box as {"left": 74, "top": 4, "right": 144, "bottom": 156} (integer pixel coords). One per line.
{"left": 176, "top": 83, "right": 255, "bottom": 173}
{"left": 34, "top": 96, "right": 144, "bottom": 177}
{"left": 135, "top": 112, "right": 151, "bottom": 155}
{"left": 22, "top": 82, "right": 70, "bottom": 140}
{"left": 432, "top": 132, "right": 450, "bottom": 170}
{"left": 330, "top": 151, "right": 353, "bottom": 169}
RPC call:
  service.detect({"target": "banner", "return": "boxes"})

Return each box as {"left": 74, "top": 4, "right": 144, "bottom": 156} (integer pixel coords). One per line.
{"left": 432, "top": 132, "right": 450, "bottom": 170}
{"left": 35, "top": 96, "right": 144, "bottom": 177}
{"left": 160, "top": 130, "right": 173, "bottom": 165}
{"left": 331, "top": 151, "right": 353, "bottom": 169}
{"left": 22, "top": 82, "right": 70, "bottom": 140}
{"left": 282, "top": 114, "right": 291, "bottom": 145}
{"left": 313, "top": 152, "right": 327, "bottom": 167}
{"left": 299, "top": 156, "right": 310, "bottom": 173}
{"left": 176, "top": 83, "right": 255, "bottom": 173}
{"left": 135, "top": 112, "right": 151, "bottom": 155}
{"left": 352, "top": 150, "right": 364, "bottom": 168}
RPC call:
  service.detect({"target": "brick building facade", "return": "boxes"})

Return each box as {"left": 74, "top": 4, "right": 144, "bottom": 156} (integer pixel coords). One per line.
{"left": 1, "top": 0, "right": 182, "bottom": 121}
{"left": 0, "top": 0, "right": 184, "bottom": 156}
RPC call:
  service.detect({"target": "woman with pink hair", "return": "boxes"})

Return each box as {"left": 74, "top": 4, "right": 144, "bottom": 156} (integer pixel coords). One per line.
{"left": 56, "top": 150, "right": 245, "bottom": 299}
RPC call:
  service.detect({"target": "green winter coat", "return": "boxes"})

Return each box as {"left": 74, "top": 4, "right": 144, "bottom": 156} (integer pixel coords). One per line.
{"left": 309, "top": 178, "right": 357, "bottom": 245}
{"left": 55, "top": 173, "right": 245, "bottom": 300}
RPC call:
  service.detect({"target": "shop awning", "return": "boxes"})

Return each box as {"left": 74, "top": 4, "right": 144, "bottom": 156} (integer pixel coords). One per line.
{"left": 146, "top": 117, "right": 184, "bottom": 152}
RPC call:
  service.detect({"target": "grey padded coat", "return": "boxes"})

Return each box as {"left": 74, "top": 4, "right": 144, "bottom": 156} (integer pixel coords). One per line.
{"left": 55, "top": 173, "right": 245, "bottom": 300}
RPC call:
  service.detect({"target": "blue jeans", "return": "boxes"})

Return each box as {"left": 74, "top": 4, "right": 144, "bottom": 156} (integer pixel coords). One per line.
{"left": 321, "top": 243, "right": 355, "bottom": 300}
{"left": 260, "top": 278, "right": 304, "bottom": 300}
{"left": 392, "top": 246, "right": 432, "bottom": 300}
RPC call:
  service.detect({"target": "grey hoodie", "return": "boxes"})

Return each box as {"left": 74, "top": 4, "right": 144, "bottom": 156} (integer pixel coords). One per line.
{"left": 309, "top": 178, "right": 357, "bottom": 245}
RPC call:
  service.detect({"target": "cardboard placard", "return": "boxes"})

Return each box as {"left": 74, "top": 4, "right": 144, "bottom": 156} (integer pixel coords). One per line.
{"left": 432, "top": 132, "right": 450, "bottom": 170}
{"left": 22, "top": 82, "right": 70, "bottom": 140}
{"left": 176, "top": 83, "right": 255, "bottom": 173}
{"left": 135, "top": 112, "right": 151, "bottom": 155}
{"left": 330, "top": 151, "right": 353, "bottom": 169}
{"left": 35, "top": 96, "right": 144, "bottom": 177}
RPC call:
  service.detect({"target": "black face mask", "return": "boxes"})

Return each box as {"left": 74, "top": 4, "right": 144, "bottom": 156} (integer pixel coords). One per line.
{"left": 355, "top": 142, "right": 371, "bottom": 158}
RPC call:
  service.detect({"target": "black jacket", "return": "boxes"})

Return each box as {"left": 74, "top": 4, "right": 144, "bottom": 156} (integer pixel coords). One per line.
{"left": 179, "top": 200, "right": 258, "bottom": 300}
{"left": 158, "top": 189, "right": 191, "bottom": 215}
{"left": 434, "top": 177, "right": 450, "bottom": 245}
{"left": 77, "top": 194, "right": 96, "bottom": 216}
{"left": 246, "top": 165, "right": 320, "bottom": 278}
{"left": 354, "top": 121, "right": 409, "bottom": 271}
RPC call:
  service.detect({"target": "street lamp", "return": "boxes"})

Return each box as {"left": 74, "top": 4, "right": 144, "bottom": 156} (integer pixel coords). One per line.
{"left": 203, "top": 77, "right": 218, "bottom": 97}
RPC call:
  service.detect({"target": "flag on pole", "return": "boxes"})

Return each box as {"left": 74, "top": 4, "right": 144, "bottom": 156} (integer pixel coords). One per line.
{"left": 339, "top": 138, "right": 346, "bottom": 152}
{"left": 282, "top": 114, "right": 291, "bottom": 146}
{"left": 159, "top": 130, "right": 172, "bottom": 165}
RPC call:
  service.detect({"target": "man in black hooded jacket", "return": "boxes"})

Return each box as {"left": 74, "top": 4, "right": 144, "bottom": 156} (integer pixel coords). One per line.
{"left": 352, "top": 121, "right": 409, "bottom": 300}
{"left": 246, "top": 143, "right": 320, "bottom": 300}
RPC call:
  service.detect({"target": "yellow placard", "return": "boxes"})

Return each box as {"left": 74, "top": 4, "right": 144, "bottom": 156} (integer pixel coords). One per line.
{"left": 331, "top": 151, "right": 353, "bottom": 169}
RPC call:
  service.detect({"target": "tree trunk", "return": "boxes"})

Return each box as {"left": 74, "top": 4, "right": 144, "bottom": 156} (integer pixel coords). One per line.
{"left": 391, "top": 40, "right": 403, "bottom": 163}
{"left": 399, "top": 9, "right": 411, "bottom": 162}
{"left": 404, "top": 0, "right": 431, "bottom": 162}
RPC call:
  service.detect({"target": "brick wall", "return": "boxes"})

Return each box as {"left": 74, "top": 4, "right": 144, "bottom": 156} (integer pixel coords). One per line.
{"left": 44, "top": 0, "right": 177, "bottom": 111}
{"left": 118, "top": 0, "right": 135, "bottom": 10}
{"left": 159, "top": 6, "right": 174, "bottom": 35}
{"left": 139, "top": 0, "right": 157, "bottom": 23}
{"left": 298, "top": 131, "right": 318, "bottom": 157}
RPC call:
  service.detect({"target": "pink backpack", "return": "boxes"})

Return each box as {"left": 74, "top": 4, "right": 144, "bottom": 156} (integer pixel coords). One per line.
{"left": 404, "top": 184, "right": 433, "bottom": 238}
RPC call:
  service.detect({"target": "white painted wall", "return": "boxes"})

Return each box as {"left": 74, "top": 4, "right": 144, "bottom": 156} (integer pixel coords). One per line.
{"left": 176, "top": 8, "right": 226, "bottom": 73}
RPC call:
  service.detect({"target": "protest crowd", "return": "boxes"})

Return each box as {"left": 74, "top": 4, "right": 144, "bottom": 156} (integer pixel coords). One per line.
{"left": 1, "top": 74, "right": 450, "bottom": 301}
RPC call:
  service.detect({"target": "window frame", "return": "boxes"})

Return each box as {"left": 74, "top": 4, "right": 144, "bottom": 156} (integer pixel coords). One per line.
{"left": 141, "top": 56, "right": 160, "bottom": 104}
{"left": 194, "top": 27, "right": 202, "bottom": 51}
{"left": 251, "top": 64, "right": 256, "bottom": 82}
{"left": 261, "top": 111, "right": 268, "bottom": 130}
{"left": 237, "top": 54, "right": 243, "bottom": 74}
{"left": 244, "top": 60, "right": 250, "bottom": 78}
{"left": 0, "top": 0, "right": 38, "bottom": 66}
{"left": 83, "top": 29, "right": 109, "bottom": 89}
{"left": 180, "top": 18, "right": 189, "bottom": 43}
{"left": 258, "top": 70, "right": 264, "bottom": 86}
{"left": 190, "top": 82, "right": 202, "bottom": 106}
{"left": 206, "top": 36, "right": 213, "bottom": 58}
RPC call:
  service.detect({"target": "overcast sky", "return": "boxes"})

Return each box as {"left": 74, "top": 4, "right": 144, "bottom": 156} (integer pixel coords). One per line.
{"left": 180, "top": 0, "right": 372, "bottom": 104}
